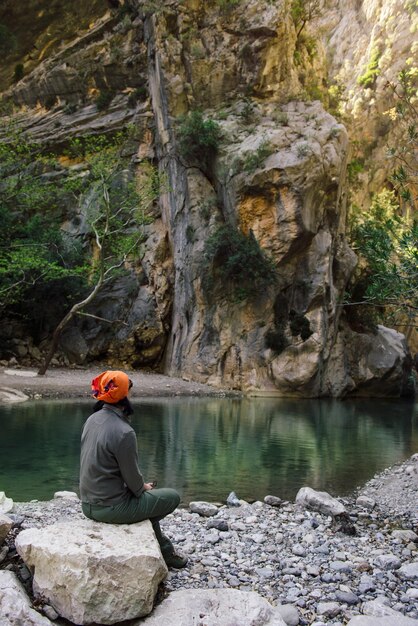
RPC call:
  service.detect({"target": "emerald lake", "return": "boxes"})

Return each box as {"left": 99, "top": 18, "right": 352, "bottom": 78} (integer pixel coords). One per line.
{"left": 1, "top": 397, "right": 417, "bottom": 503}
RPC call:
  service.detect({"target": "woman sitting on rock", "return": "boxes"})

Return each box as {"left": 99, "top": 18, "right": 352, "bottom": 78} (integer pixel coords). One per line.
{"left": 79, "top": 370, "right": 187, "bottom": 569}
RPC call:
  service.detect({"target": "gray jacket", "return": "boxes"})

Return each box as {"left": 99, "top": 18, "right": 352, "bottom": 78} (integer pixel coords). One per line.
{"left": 79, "top": 404, "right": 144, "bottom": 505}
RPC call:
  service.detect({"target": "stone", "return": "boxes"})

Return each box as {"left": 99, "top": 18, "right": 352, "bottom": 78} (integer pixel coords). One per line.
{"left": 42, "top": 605, "right": 59, "bottom": 621}
{"left": 207, "top": 518, "right": 229, "bottom": 531}
{"left": 189, "top": 501, "right": 219, "bottom": 517}
{"left": 53, "top": 491, "right": 79, "bottom": 500}
{"left": 317, "top": 601, "right": 341, "bottom": 617}
{"left": 134, "top": 589, "right": 287, "bottom": 625}
{"left": 356, "top": 496, "right": 376, "bottom": 510}
{"left": 330, "top": 560, "right": 352, "bottom": 573}
{"left": 15, "top": 519, "right": 167, "bottom": 625}
{"left": 374, "top": 553, "right": 402, "bottom": 570}
{"left": 335, "top": 590, "right": 359, "bottom": 605}
{"left": 359, "top": 575, "right": 375, "bottom": 593}
{"left": 397, "top": 562, "right": 418, "bottom": 580}
{"left": 362, "top": 598, "right": 407, "bottom": 617}
{"left": 0, "top": 387, "right": 29, "bottom": 404}
{"left": 0, "top": 514, "right": 13, "bottom": 544}
{"left": 276, "top": 603, "right": 299, "bottom": 626}
{"left": 0, "top": 492, "right": 13, "bottom": 514}
{"left": 392, "top": 530, "right": 418, "bottom": 543}
{"left": 264, "top": 495, "right": 282, "bottom": 508}
{"left": 292, "top": 544, "right": 306, "bottom": 556}
{"left": 0, "top": 570, "right": 52, "bottom": 626}
{"left": 346, "top": 617, "right": 418, "bottom": 626}
{"left": 0, "top": 546, "right": 9, "bottom": 564}
{"left": 295, "top": 487, "right": 346, "bottom": 516}
{"left": 227, "top": 492, "right": 241, "bottom": 507}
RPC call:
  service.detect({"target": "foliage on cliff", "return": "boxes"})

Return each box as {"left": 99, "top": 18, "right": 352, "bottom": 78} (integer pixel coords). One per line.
{"left": 0, "top": 125, "right": 87, "bottom": 330}
{"left": 0, "top": 125, "right": 158, "bottom": 370}
{"left": 348, "top": 191, "right": 417, "bottom": 323}
{"left": 346, "top": 67, "right": 417, "bottom": 332}
{"left": 204, "top": 225, "right": 276, "bottom": 302}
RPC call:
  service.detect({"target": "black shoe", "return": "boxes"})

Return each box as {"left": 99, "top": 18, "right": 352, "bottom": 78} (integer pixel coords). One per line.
{"left": 164, "top": 553, "right": 188, "bottom": 569}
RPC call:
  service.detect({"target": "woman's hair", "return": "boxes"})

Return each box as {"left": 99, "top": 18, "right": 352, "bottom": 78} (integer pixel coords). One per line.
{"left": 92, "top": 397, "right": 133, "bottom": 418}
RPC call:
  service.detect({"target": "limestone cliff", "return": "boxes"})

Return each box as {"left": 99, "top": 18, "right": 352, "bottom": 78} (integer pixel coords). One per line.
{"left": 0, "top": 0, "right": 413, "bottom": 396}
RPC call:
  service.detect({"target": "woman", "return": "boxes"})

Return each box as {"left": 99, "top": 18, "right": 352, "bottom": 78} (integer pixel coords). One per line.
{"left": 79, "top": 370, "right": 187, "bottom": 569}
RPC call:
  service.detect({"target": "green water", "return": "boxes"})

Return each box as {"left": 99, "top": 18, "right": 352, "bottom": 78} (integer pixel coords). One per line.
{"left": 0, "top": 397, "right": 417, "bottom": 504}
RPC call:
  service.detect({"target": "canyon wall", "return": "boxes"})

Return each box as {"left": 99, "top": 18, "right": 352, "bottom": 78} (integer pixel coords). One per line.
{"left": 0, "top": 0, "right": 413, "bottom": 396}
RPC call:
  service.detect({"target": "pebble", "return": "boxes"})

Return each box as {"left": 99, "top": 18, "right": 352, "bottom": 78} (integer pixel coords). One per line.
{"left": 5, "top": 454, "right": 418, "bottom": 624}
{"left": 42, "top": 605, "right": 59, "bottom": 620}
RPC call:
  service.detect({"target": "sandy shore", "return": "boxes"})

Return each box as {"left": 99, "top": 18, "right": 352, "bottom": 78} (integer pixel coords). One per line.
{"left": 0, "top": 366, "right": 237, "bottom": 400}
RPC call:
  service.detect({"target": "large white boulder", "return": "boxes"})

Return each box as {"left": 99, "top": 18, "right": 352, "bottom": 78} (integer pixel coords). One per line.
{"left": 135, "top": 589, "right": 287, "bottom": 625}
{"left": 0, "top": 386, "right": 29, "bottom": 404}
{"left": 0, "top": 492, "right": 13, "bottom": 514}
{"left": 0, "top": 570, "right": 53, "bottom": 626}
{"left": 295, "top": 487, "right": 346, "bottom": 516}
{"left": 15, "top": 519, "right": 168, "bottom": 625}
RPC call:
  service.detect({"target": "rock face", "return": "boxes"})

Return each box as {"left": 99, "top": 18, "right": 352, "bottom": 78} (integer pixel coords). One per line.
{"left": 15, "top": 519, "right": 168, "bottom": 625}
{"left": 135, "top": 588, "right": 287, "bottom": 626}
{"left": 0, "top": 0, "right": 413, "bottom": 396}
{"left": 0, "top": 571, "right": 53, "bottom": 626}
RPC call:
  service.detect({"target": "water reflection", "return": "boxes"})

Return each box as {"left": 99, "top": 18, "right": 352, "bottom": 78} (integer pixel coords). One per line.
{"left": 0, "top": 398, "right": 416, "bottom": 502}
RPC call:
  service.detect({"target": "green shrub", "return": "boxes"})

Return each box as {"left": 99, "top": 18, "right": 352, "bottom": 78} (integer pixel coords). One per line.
{"left": 44, "top": 95, "right": 58, "bottom": 110}
{"left": 177, "top": 110, "right": 222, "bottom": 170}
{"left": 296, "top": 142, "right": 311, "bottom": 158}
{"left": 199, "top": 197, "right": 217, "bottom": 221}
{"left": 95, "top": 90, "right": 114, "bottom": 111}
{"left": 216, "top": 0, "right": 241, "bottom": 12}
{"left": 242, "top": 140, "right": 274, "bottom": 173}
{"left": 273, "top": 111, "right": 289, "bottom": 126}
{"left": 289, "top": 310, "right": 312, "bottom": 340}
{"left": 186, "top": 224, "right": 196, "bottom": 243}
{"left": 357, "top": 46, "right": 381, "bottom": 88}
{"left": 347, "top": 158, "right": 365, "bottom": 183}
{"left": 265, "top": 327, "right": 288, "bottom": 353}
{"left": 204, "top": 225, "right": 276, "bottom": 301}
{"left": 13, "top": 63, "right": 24, "bottom": 83}
{"left": 240, "top": 99, "right": 258, "bottom": 125}
{"left": 64, "top": 103, "right": 77, "bottom": 115}
{"left": 127, "top": 86, "right": 147, "bottom": 108}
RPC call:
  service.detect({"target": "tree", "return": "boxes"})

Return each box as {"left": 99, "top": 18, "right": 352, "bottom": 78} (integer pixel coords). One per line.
{"left": 0, "top": 125, "right": 87, "bottom": 327}
{"left": 177, "top": 110, "right": 222, "bottom": 173}
{"left": 348, "top": 191, "right": 417, "bottom": 321}
{"left": 37, "top": 137, "right": 160, "bottom": 375}
{"left": 385, "top": 68, "right": 417, "bottom": 214}
{"left": 0, "top": 123, "right": 160, "bottom": 373}
{"left": 204, "top": 225, "right": 276, "bottom": 302}
{"left": 346, "top": 68, "right": 418, "bottom": 333}
{"left": 290, "top": 0, "right": 322, "bottom": 39}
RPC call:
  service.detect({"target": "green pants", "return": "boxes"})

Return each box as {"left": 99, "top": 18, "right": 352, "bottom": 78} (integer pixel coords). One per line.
{"left": 82, "top": 488, "right": 180, "bottom": 559}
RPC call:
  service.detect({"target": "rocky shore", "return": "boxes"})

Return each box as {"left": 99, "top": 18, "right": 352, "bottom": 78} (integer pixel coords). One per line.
{"left": 0, "top": 366, "right": 237, "bottom": 401}
{"left": 2, "top": 453, "right": 417, "bottom": 626}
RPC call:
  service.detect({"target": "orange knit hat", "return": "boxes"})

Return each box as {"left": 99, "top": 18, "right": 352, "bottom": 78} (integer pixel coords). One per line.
{"left": 91, "top": 370, "right": 131, "bottom": 404}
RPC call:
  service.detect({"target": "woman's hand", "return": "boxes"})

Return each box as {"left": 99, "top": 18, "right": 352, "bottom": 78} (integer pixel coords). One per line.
{"left": 143, "top": 482, "right": 154, "bottom": 491}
